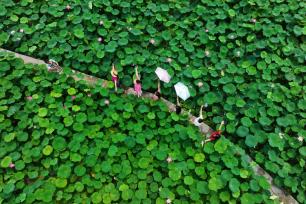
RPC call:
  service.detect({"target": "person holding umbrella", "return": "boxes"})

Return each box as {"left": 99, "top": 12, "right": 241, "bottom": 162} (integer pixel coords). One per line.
{"left": 133, "top": 65, "right": 142, "bottom": 97}
{"left": 110, "top": 64, "right": 119, "bottom": 92}
{"left": 154, "top": 67, "right": 171, "bottom": 100}
{"left": 174, "top": 82, "right": 190, "bottom": 114}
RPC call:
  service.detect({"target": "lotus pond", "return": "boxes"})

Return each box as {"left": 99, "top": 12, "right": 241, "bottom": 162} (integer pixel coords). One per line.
{"left": 0, "top": 0, "right": 305, "bottom": 203}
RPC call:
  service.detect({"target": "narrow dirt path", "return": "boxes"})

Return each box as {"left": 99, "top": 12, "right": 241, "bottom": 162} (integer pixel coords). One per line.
{"left": 0, "top": 48, "right": 298, "bottom": 204}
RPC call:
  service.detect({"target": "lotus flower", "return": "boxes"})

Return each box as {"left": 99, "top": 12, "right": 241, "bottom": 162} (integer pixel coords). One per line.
{"left": 149, "top": 38, "right": 155, "bottom": 44}
{"left": 9, "top": 163, "right": 15, "bottom": 168}
{"left": 26, "top": 96, "right": 33, "bottom": 101}
{"left": 71, "top": 96, "right": 76, "bottom": 100}
{"left": 251, "top": 18, "right": 257, "bottom": 23}
{"left": 20, "top": 29, "right": 24, "bottom": 33}
{"left": 298, "top": 136, "right": 303, "bottom": 142}
{"left": 66, "top": 5, "right": 71, "bottom": 10}
{"left": 99, "top": 20, "right": 104, "bottom": 25}
{"left": 236, "top": 51, "right": 241, "bottom": 56}
{"left": 205, "top": 50, "right": 210, "bottom": 56}
{"left": 166, "top": 156, "right": 173, "bottom": 163}
{"left": 197, "top": 82, "right": 203, "bottom": 87}
{"left": 98, "top": 37, "right": 103, "bottom": 42}
{"left": 205, "top": 29, "right": 209, "bottom": 32}
{"left": 278, "top": 132, "right": 284, "bottom": 139}
{"left": 104, "top": 99, "right": 110, "bottom": 105}
{"left": 87, "top": 94, "right": 91, "bottom": 97}
{"left": 166, "top": 58, "right": 172, "bottom": 63}
{"left": 166, "top": 198, "right": 172, "bottom": 204}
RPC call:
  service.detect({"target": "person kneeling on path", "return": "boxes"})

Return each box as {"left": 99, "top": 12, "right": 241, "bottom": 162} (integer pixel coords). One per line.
{"left": 204, "top": 121, "right": 225, "bottom": 144}
{"left": 47, "top": 59, "right": 62, "bottom": 73}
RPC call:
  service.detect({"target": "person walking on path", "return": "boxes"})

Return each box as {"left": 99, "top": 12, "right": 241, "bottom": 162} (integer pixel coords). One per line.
{"left": 111, "top": 64, "right": 119, "bottom": 92}
{"left": 133, "top": 66, "right": 142, "bottom": 97}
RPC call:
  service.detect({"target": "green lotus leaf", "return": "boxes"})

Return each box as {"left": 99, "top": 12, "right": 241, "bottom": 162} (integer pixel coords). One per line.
{"left": 214, "top": 138, "right": 228, "bottom": 154}
{"left": 73, "top": 26, "right": 85, "bottom": 39}
{"left": 1, "top": 156, "right": 12, "bottom": 168}
{"left": 268, "top": 133, "right": 285, "bottom": 150}
{"left": 57, "top": 165, "right": 71, "bottom": 179}
{"left": 208, "top": 176, "right": 223, "bottom": 191}
{"left": 184, "top": 176, "right": 194, "bottom": 185}
{"left": 169, "top": 170, "right": 181, "bottom": 181}
{"left": 299, "top": 146, "right": 306, "bottom": 157}
{"left": 239, "top": 169, "right": 249, "bottom": 178}
{"left": 38, "top": 107, "right": 48, "bottom": 117}
{"left": 194, "top": 153, "right": 205, "bottom": 163}
{"left": 55, "top": 178, "right": 67, "bottom": 188}
{"left": 108, "top": 145, "right": 118, "bottom": 157}
{"left": 4, "top": 132, "right": 15, "bottom": 142}
{"left": 229, "top": 178, "right": 240, "bottom": 193}
{"left": 105, "top": 41, "right": 118, "bottom": 53}
{"left": 67, "top": 87, "right": 77, "bottom": 95}
{"left": 42, "top": 145, "right": 53, "bottom": 156}
{"left": 52, "top": 137, "right": 67, "bottom": 151}
{"left": 138, "top": 157, "right": 151, "bottom": 169}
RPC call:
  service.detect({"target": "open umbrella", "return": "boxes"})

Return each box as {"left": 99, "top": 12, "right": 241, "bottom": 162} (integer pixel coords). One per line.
{"left": 155, "top": 67, "right": 171, "bottom": 83}
{"left": 174, "top": 82, "right": 190, "bottom": 101}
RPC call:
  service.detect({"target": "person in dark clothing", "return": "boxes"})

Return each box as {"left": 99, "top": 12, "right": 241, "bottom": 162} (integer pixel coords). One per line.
{"left": 176, "top": 96, "right": 182, "bottom": 114}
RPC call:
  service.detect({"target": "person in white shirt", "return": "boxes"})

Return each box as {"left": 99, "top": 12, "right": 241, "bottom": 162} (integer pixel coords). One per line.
{"left": 194, "top": 105, "right": 204, "bottom": 126}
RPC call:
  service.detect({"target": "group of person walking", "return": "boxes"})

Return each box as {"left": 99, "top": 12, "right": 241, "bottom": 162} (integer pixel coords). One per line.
{"left": 46, "top": 60, "right": 224, "bottom": 144}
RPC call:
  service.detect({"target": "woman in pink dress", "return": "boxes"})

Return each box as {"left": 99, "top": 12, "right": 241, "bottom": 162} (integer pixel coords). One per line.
{"left": 133, "top": 66, "right": 142, "bottom": 97}
{"left": 111, "top": 64, "right": 119, "bottom": 92}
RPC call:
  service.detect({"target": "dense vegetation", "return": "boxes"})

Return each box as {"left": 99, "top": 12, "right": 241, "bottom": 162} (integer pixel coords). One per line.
{"left": 0, "top": 0, "right": 305, "bottom": 202}
{"left": 0, "top": 54, "right": 277, "bottom": 203}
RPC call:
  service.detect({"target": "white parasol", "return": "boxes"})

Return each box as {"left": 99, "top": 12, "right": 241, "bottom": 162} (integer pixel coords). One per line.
{"left": 174, "top": 82, "right": 190, "bottom": 101}
{"left": 155, "top": 67, "right": 171, "bottom": 83}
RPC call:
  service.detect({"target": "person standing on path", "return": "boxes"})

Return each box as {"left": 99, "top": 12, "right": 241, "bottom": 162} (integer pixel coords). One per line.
{"left": 176, "top": 96, "right": 182, "bottom": 114}
{"left": 194, "top": 105, "right": 204, "bottom": 126}
{"left": 111, "top": 64, "right": 119, "bottom": 92}
{"left": 153, "top": 80, "right": 162, "bottom": 100}
{"left": 133, "top": 66, "right": 142, "bottom": 97}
